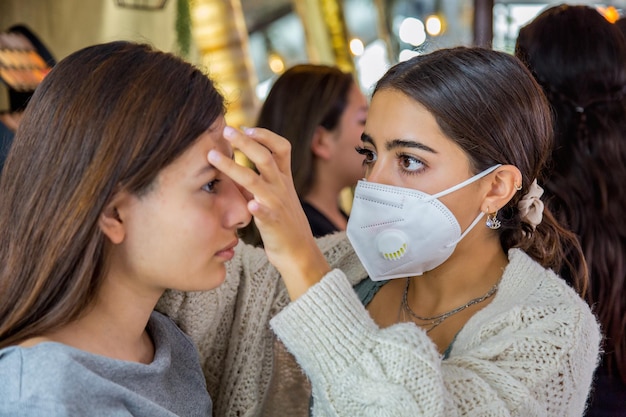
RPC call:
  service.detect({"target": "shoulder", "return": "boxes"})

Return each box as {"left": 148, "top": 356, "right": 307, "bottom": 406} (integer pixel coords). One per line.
{"left": 0, "top": 343, "right": 89, "bottom": 410}
{"left": 149, "top": 310, "right": 197, "bottom": 351}
{"left": 502, "top": 249, "right": 593, "bottom": 314}
{"left": 458, "top": 248, "right": 600, "bottom": 355}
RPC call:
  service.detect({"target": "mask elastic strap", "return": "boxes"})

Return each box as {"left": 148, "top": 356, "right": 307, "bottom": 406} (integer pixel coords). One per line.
{"left": 429, "top": 164, "right": 502, "bottom": 200}
{"left": 445, "top": 211, "right": 485, "bottom": 248}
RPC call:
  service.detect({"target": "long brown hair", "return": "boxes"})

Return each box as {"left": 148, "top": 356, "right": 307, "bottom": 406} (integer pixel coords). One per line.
{"left": 374, "top": 46, "right": 588, "bottom": 295}
{"left": 516, "top": 5, "right": 626, "bottom": 381}
{"left": 0, "top": 41, "right": 225, "bottom": 348}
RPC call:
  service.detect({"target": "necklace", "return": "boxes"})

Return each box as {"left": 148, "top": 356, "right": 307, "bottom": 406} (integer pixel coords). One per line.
{"left": 401, "top": 278, "right": 499, "bottom": 333}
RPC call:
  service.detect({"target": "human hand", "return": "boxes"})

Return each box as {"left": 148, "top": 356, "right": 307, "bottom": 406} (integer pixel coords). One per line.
{"left": 208, "top": 126, "right": 331, "bottom": 299}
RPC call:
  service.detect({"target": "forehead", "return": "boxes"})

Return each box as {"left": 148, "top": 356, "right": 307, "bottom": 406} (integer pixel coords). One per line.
{"left": 204, "top": 117, "right": 230, "bottom": 154}
{"left": 365, "top": 90, "right": 445, "bottom": 143}
{"left": 159, "top": 116, "right": 230, "bottom": 179}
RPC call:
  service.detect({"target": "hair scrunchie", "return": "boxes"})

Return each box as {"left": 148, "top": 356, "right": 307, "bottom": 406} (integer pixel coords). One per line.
{"left": 518, "top": 179, "right": 544, "bottom": 230}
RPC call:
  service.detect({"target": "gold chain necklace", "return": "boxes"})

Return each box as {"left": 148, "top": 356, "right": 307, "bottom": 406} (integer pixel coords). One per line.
{"left": 401, "top": 278, "right": 499, "bottom": 333}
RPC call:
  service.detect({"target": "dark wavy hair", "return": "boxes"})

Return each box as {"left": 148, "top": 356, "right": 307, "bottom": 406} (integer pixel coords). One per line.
{"left": 516, "top": 5, "right": 626, "bottom": 382}
{"left": 0, "top": 41, "right": 225, "bottom": 348}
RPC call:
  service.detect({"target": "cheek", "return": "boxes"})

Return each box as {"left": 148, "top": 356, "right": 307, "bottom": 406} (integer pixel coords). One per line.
{"left": 439, "top": 191, "right": 481, "bottom": 227}
{"left": 179, "top": 204, "right": 220, "bottom": 243}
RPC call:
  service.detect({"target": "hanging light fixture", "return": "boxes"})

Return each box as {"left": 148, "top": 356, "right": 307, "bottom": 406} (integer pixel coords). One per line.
{"left": 114, "top": 0, "right": 169, "bottom": 10}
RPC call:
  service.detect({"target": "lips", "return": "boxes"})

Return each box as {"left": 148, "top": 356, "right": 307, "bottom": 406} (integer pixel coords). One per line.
{"left": 215, "top": 238, "right": 238, "bottom": 260}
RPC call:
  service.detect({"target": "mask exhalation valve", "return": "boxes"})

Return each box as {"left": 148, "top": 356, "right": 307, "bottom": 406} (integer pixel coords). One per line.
{"left": 376, "top": 230, "right": 408, "bottom": 260}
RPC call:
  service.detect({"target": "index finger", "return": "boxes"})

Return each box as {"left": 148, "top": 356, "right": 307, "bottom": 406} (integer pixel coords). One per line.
{"left": 230, "top": 127, "right": 292, "bottom": 176}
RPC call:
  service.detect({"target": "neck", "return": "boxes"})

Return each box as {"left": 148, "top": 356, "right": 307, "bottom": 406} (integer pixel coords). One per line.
{"left": 304, "top": 185, "right": 348, "bottom": 231}
{"left": 407, "top": 236, "right": 507, "bottom": 317}
{"left": 40, "top": 273, "right": 161, "bottom": 364}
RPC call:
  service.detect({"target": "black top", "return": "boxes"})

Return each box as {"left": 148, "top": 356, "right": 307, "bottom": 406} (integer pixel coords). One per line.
{"left": 0, "top": 118, "right": 14, "bottom": 175}
{"left": 301, "top": 201, "right": 348, "bottom": 238}
{"left": 585, "top": 361, "right": 626, "bottom": 417}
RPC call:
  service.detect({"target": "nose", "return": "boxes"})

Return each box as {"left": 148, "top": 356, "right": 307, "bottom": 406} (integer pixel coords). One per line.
{"left": 364, "top": 161, "right": 393, "bottom": 186}
{"left": 224, "top": 180, "right": 252, "bottom": 229}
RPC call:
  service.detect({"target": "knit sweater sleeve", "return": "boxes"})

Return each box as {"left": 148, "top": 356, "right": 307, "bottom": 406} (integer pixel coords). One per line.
{"left": 270, "top": 253, "right": 600, "bottom": 417}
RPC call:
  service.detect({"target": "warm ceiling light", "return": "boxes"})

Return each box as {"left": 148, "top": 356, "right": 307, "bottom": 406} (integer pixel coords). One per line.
{"left": 598, "top": 6, "right": 620, "bottom": 23}
{"left": 268, "top": 53, "right": 285, "bottom": 74}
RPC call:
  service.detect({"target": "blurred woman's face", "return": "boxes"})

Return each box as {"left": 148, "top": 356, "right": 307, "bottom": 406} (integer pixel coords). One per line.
{"left": 108, "top": 116, "right": 251, "bottom": 294}
{"left": 327, "top": 83, "right": 369, "bottom": 187}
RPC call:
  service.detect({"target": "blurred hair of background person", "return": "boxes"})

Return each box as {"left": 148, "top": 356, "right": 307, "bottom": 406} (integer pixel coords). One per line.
{"left": 515, "top": 5, "right": 626, "bottom": 416}
{"left": 0, "top": 24, "right": 55, "bottom": 175}
{"left": 240, "top": 64, "right": 368, "bottom": 246}
{"left": 616, "top": 16, "right": 626, "bottom": 39}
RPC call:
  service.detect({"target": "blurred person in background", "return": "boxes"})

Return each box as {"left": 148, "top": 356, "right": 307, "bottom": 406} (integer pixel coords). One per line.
{"left": 0, "top": 24, "right": 55, "bottom": 175}
{"left": 516, "top": 5, "right": 626, "bottom": 416}
{"left": 241, "top": 64, "right": 368, "bottom": 246}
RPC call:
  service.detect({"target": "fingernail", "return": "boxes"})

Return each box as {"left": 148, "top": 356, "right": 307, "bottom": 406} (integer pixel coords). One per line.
{"left": 241, "top": 126, "right": 254, "bottom": 135}
{"left": 208, "top": 150, "right": 221, "bottom": 163}
{"left": 248, "top": 200, "right": 259, "bottom": 212}
{"left": 223, "top": 126, "right": 236, "bottom": 139}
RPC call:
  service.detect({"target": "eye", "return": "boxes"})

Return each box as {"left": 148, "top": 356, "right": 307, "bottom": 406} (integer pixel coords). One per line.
{"left": 397, "top": 153, "right": 425, "bottom": 174}
{"left": 202, "top": 179, "right": 221, "bottom": 193}
{"left": 355, "top": 146, "right": 376, "bottom": 166}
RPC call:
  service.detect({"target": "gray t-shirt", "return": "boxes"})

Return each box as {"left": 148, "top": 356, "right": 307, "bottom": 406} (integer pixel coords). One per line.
{"left": 0, "top": 311, "right": 212, "bottom": 416}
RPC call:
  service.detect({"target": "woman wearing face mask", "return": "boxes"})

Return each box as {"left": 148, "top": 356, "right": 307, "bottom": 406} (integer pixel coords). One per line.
{"left": 211, "top": 47, "right": 601, "bottom": 416}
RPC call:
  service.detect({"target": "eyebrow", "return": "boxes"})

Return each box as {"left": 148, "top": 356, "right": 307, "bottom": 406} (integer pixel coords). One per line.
{"left": 195, "top": 164, "right": 217, "bottom": 178}
{"left": 195, "top": 150, "right": 235, "bottom": 177}
{"left": 361, "top": 133, "right": 438, "bottom": 154}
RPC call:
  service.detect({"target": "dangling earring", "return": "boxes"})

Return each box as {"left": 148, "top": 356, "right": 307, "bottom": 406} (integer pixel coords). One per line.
{"left": 486, "top": 211, "right": 501, "bottom": 230}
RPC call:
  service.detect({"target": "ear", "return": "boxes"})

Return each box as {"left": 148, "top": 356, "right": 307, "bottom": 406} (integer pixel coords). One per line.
{"left": 99, "top": 190, "right": 130, "bottom": 245}
{"left": 310, "top": 126, "right": 334, "bottom": 160}
{"left": 481, "top": 165, "right": 523, "bottom": 213}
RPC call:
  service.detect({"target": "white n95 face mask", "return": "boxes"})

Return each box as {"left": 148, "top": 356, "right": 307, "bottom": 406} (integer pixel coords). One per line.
{"left": 346, "top": 165, "right": 501, "bottom": 281}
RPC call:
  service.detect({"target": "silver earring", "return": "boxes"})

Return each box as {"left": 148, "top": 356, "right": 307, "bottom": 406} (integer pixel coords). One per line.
{"left": 486, "top": 212, "right": 501, "bottom": 230}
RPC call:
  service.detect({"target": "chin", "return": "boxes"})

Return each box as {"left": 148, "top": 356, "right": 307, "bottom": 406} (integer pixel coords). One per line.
{"left": 200, "top": 266, "right": 227, "bottom": 291}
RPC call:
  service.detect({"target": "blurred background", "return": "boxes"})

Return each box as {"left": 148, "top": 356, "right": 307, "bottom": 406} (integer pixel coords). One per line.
{"left": 1, "top": 0, "right": 624, "bottom": 127}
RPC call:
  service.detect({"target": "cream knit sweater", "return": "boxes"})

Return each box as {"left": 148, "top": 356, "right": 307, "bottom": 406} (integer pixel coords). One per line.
{"left": 270, "top": 248, "right": 601, "bottom": 416}
{"left": 158, "top": 235, "right": 600, "bottom": 416}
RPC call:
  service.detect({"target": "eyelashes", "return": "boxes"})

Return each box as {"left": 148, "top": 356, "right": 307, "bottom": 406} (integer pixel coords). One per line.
{"left": 397, "top": 154, "right": 425, "bottom": 174}
{"left": 202, "top": 179, "right": 221, "bottom": 193}
{"left": 355, "top": 146, "right": 426, "bottom": 174}
{"left": 355, "top": 146, "right": 375, "bottom": 166}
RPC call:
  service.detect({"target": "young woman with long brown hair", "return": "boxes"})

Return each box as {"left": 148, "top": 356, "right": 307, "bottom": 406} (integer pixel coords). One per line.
{"left": 0, "top": 41, "right": 252, "bottom": 416}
